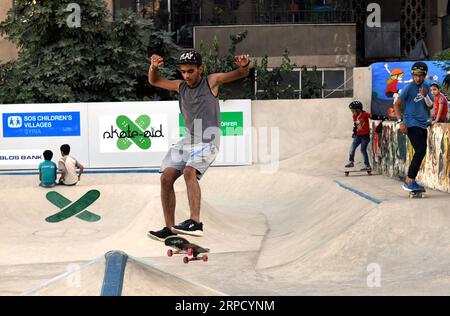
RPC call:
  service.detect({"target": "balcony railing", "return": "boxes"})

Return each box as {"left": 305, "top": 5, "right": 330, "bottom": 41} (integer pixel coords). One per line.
{"left": 140, "top": 9, "right": 355, "bottom": 47}
{"left": 252, "top": 10, "right": 355, "bottom": 25}
{"left": 147, "top": 10, "right": 355, "bottom": 27}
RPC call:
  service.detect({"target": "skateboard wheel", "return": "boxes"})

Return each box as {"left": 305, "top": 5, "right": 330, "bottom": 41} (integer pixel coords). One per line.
{"left": 183, "top": 257, "right": 189, "bottom": 264}
{"left": 187, "top": 248, "right": 193, "bottom": 256}
{"left": 345, "top": 172, "right": 349, "bottom": 176}
{"left": 202, "top": 255, "right": 208, "bottom": 262}
{"left": 167, "top": 249, "right": 173, "bottom": 257}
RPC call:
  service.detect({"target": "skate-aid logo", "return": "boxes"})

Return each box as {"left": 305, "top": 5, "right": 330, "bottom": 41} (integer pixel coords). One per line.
{"left": 46, "top": 190, "right": 101, "bottom": 223}
{"left": 101, "top": 114, "right": 167, "bottom": 152}
{"left": 7, "top": 116, "right": 22, "bottom": 128}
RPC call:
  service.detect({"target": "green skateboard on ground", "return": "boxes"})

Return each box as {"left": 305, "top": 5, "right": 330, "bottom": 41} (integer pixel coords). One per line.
{"left": 116, "top": 115, "right": 151, "bottom": 150}
{"left": 45, "top": 190, "right": 101, "bottom": 223}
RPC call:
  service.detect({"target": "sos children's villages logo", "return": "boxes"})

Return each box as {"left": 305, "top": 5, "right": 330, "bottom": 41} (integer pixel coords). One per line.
{"left": 102, "top": 115, "right": 164, "bottom": 150}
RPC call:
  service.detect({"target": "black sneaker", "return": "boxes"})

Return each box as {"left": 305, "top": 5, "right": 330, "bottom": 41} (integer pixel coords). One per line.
{"left": 147, "top": 227, "right": 177, "bottom": 242}
{"left": 345, "top": 162, "right": 354, "bottom": 168}
{"left": 172, "top": 219, "right": 204, "bottom": 237}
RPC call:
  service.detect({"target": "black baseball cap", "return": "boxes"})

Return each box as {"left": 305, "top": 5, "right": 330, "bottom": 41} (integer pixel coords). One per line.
{"left": 178, "top": 50, "right": 202, "bottom": 66}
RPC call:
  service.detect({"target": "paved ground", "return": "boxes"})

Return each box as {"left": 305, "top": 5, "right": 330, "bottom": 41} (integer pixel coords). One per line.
{"left": 1, "top": 99, "right": 449, "bottom": 295}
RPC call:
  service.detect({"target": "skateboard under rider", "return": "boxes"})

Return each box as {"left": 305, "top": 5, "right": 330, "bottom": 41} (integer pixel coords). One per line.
{"left": 164, "top": 236, "right": 209, "bottom": 264}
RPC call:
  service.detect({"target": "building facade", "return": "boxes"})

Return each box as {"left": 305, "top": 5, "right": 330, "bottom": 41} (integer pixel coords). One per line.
{"left": 1, "top": 0, "right": 449, "bottom": 98}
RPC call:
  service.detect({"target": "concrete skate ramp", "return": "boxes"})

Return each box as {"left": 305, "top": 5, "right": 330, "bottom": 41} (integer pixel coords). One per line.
{"left": 121, "top": 256, "right": 223, "bottom": 296}
{"left": 2, "top": 98, "right": 450, "bottom": 295}
{"left": 20, "top": 253, "right": 223, "bottom": 296}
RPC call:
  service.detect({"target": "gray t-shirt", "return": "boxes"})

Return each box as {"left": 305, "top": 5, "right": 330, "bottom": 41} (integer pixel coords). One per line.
{"left": 179, "top": 77, "right": 221, "bottom": 147}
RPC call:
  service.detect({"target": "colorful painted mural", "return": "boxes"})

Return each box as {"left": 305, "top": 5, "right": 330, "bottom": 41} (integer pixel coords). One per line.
{"left": 370, "top": 121, "right": 409, "bottom": 179}
{"left": 371, "top": 61, "right": 449, "bottom": 119}
{"left": 370, "top": 121, "right": 450, "bottom": 193}
{"left": 416, "top": 124, "right": 450, "bottom": 192}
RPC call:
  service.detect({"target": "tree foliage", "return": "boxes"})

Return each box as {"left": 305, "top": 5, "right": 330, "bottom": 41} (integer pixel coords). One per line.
{"left": 0, "top": 0, "right": 180, "bottom": 103}
{"left": 199, "top": 31, "right": 254, "bottom": 100}
{"left": 253, "top": 49, "right": 301, "bottom": 100}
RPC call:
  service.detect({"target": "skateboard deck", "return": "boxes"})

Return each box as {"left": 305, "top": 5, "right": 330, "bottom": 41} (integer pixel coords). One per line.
{"left": 164, "top": 236, "right": 209, "bottom": 264}
{"left": 343, "top": 169, "right": 372, "bottom": 176}
{"left": 408, "top": 189, "right": 426, "bottom": 199}
{"left": 45, "top": 190, "right": 101, "bottom": 223}
{"left": 116, "top": 115, "right": 151, "bottom": 150}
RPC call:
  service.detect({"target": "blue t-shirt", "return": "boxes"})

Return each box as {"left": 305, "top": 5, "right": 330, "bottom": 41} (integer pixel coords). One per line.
{"left": 39, "top": 160, "right": 57, "bottom": 186}
{"left": 399, "top": 82, "right": 433, "bottom": 129}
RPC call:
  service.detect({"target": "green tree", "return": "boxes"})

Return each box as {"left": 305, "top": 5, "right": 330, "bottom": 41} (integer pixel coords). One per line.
{"left": 199, "top": 31, "right": 253, "bottom": 100}
{"left": 253, "top": 49, "right": 299, "bottom": 100}
{"left": 0, "top": 0, "right": 180, "bottom": 104}
{"left": 300, "top": 65, "right": 323, "bottom": 99}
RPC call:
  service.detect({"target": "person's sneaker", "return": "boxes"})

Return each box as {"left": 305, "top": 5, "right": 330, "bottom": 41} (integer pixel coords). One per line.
{"left": 402, "top": 181, "right": 425, "bottom": 192}
{"left": 172, "top": 219, "right": 204, "bottom": 237}
{"left": 147, "top": 227, "right": 177, "bottom": 242}
{"left": 414, "top": 181, "right": 425, "bottom": 191}
{"left": 345, "top": 162, "right": 354, "bottom": 168}
{"left": 360, "top": 165, "right": 372, "bottom": 172}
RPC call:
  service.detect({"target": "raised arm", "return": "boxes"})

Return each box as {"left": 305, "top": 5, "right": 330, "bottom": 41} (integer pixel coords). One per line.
{"left": 207, "top": 55, "right": 251, "bottom": 94}
{"left": 148, "top": 54, "right": 182, "bottom": 92}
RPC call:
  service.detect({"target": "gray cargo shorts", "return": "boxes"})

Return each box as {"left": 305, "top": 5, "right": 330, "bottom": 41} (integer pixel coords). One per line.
{"left": 160, "top": 141, "right": 219, "bottom": 180}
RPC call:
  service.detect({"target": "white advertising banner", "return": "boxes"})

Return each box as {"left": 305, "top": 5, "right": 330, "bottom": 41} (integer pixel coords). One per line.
{"left": 0, "top": 103, "right": 89, "bottom": 170}
{"left": 0, "top": 149, "right": 46, "bottom": 166}
{"left": 88, "top": 101, "right": 180, "bottom": 168}
{"left": 99, "top": 114, "right": 169, "bottom": 153}
{"left": 0, "top": 100, "right": 252, "bottom": 170}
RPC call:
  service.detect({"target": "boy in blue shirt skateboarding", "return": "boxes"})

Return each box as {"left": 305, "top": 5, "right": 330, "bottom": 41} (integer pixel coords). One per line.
{"left": 393, "top": 62, "right": 434, "bottom": 192}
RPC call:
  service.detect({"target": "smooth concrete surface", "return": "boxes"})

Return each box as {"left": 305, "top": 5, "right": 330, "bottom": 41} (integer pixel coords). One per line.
{"left": 353, "top": 67, "right": 371, "bottom": 110}
{"left": 1, "top": 99, "right": 450, "bottom": 295}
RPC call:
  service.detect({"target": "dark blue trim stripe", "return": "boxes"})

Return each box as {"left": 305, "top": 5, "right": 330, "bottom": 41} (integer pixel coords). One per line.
{"left": 101, "top": 251, "right": 129, "bottom": 296}
{"left": 0, "top": 169, "right": 160, "bottom": 176}
{"left": 189, "top": 144, "right": 210, "bottom": 159}
{"left": 334, "top": 180, "right": 382, "bottom": 205}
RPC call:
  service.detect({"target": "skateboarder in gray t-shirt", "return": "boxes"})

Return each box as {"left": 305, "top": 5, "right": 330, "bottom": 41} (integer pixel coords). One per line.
{"left": 147, "top": 50, "right": 250, "bottom": 241}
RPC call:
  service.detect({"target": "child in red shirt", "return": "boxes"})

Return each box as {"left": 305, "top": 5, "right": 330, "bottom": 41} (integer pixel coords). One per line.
{"left": 345, "top": 101, "right": 372, "bottom": 171}
{"left": 430, "top": 83, "right": 448, "bottom": 124}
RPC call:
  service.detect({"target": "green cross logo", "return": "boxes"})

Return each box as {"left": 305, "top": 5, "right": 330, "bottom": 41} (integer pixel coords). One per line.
{"left": 45, "top": 190, "right": 101, "bottom": 223}
{"left": 116, "top": 115, "right": 152, "bottom": 150}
